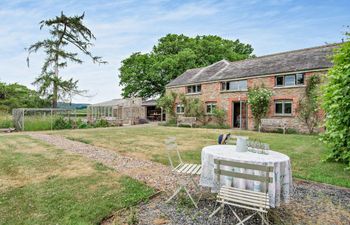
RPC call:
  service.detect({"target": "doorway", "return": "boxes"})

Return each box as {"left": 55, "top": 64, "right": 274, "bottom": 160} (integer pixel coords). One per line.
{"left": 232, "top": 101, "right": 248, "bottom": 129}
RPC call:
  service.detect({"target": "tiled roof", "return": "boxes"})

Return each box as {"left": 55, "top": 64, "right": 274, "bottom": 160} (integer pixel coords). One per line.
{"left": 141, "top": 99, "right": 157, "bottom": 106}
{"left": 166, "top": 43, "right": 339, "bottom": 87}
{"left": 90, "top": 99, "right": 126, "bottom": 106}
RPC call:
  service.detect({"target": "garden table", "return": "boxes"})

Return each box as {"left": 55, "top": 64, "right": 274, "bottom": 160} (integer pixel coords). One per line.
{"left": 200, "top": 145, "right": 292, "bottom": 207}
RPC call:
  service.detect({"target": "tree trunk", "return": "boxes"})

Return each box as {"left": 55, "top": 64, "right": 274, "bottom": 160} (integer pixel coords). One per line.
{"left": 52, "top": 81, "right": 58, "bottom": 108}
{"left": 52, "top": 45, "right": 59, "bottom": 108}
{"left": 51, "top": 24, "right": 66, "bottom": 108}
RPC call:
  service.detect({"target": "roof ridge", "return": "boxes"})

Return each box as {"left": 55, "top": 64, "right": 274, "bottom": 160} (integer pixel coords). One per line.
{"left": 188, "top": 59, "right": 229, "bottom": 80}
{"left": 213, "top": 60, "right": 230, "bottom": 77}
{"left": 228, "top": 42, "right": 340, "bottom": 64}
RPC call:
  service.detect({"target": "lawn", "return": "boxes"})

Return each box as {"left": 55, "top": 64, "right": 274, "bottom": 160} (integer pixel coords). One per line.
{"left": 51, "top": 125, "right": 350, "bottom": 188}
{"left": 0, "top": 134, "right": 154, "bottom": 225}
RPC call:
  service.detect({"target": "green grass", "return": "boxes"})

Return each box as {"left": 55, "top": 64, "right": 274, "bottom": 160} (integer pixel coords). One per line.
{"left": 0, "top": 113, "right": 12, "bottom": 128}
{"left": 23, "top": 116, "right": 54, "bottom": 131}
{"left": 51, "top": 126, "right": 350, "bottom": 188}
{"left": 0, "top": 114, "right": 56, "bottom": 131}
{"left": 0, "top": 135, "right": 154, "bottom": 225}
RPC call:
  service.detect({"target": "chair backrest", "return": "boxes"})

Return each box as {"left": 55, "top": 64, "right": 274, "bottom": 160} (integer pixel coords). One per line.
{"left": 214, "top": 159, "right": 273, "bottom": 193}
{"left": 164, "top": 137, "right": 183, "bottom": 169}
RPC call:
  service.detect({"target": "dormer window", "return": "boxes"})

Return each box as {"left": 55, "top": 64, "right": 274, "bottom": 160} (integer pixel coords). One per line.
{"left": 187, "top": 84, "right": 201, "bottom": 94}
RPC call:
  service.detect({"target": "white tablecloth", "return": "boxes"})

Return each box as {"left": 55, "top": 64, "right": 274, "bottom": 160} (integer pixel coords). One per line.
{"left": 200, "top": 145, "right": 292, "bottom": 207}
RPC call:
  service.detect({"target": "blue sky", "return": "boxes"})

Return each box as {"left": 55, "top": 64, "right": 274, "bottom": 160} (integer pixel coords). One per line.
{"left": 0, "top": 0, "right": 349, "bottom": 103}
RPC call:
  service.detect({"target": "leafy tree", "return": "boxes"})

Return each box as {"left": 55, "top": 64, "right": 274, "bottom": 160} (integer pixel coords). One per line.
{"left": 27, "top": 12, "right": 106, "bottom": 108}
{"left": 119, "top": 34, "right": 254, "bottom": 98}
{"left": 156, "top": 92, "right": 177, "bottom": 119}
{"left": 247, "top": 86, "right": 273, "bottom": 131}
{"left": 297, "top": 75, "right": 321, "bottom": 134}
{"left": 322, "top": 34, "right": 350, "bottom": 168}
{"left": 0, "top": 82, "right": 49, "bottom": 112}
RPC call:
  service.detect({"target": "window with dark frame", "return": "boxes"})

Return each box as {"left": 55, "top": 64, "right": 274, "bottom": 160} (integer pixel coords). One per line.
{"left": 186, "top": 84, "right": 201, "bottom": 94}
{"left": 296, "top": 73, "right": 304, "bottom": 85}
{"left": 276, "top": 76, "right": 284, "bottom": 86}
{"left": 275, "top": 73, "right": 304, "bottom": 87}
{"left": 206, "top": 102, "right": 217, "bottom": 114}
{"left": 275, "top": 100, "right": 292, "bottom": 115}
{"left": 221, "top": 80, "right": 247, "bottom": 91}
{"left": 176, "top": 104, "right": 184, "bottom": 114}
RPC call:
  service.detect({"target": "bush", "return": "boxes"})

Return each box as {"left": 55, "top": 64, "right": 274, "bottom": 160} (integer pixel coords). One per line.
{"left": 94, "top": 119, "right": 109, "bottom": 128}
{"left": 78, "top": 122, "right": 89, "bottom": 129}
{"left": 75, "top": 118, "right": 93, "bottom": 129}
{"left": 322, "top": 36, "right": 350, "bottom": 169}
{"left": 212, "top": 108, "right": 226, "bottom": 126}
{"left": 53, "top": 117, "right": 73, "bottom": 130}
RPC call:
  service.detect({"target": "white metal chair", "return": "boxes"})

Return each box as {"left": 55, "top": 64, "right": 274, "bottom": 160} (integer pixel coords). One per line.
{"left": 209, "top": 159, "right": 273, "bottom": 225}
{"left": 165, "top": 137, "right": 202, "bottom": 208}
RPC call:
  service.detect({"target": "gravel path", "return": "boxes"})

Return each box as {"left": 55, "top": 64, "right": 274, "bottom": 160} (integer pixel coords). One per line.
{"left": 29, "top": 133, "right": 350, "bottom": 225}
{"left": 134, "top": 180, "right": 350, "bottom": 225}
{"left": 28, "top": 133, "right": 178, "bottom": 192}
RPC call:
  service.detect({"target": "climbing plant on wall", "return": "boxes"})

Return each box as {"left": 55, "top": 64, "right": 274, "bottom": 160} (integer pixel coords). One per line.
{"left": 297, "top": 75, "right": 321, "bottom": 134}
{"left": 247, "top": 86, "right": 273, "bottom": 131}
{"left": 156, "top": 92, "right": 177, "bottom": 120}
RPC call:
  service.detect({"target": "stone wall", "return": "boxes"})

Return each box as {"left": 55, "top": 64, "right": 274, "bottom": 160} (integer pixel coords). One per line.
{"left": 166, "top": 71, "right": 326, "bottom": 133}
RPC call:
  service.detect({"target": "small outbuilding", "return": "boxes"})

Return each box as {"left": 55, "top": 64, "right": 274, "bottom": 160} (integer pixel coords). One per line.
{"left": 142, "top": 99, "right": 165, "bottom": 122}
{"left": 87, "top": 97, "right": 164, "bottom": 125}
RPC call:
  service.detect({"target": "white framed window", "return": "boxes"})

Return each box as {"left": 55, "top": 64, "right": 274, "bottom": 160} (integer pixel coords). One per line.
{"left": 206, "top": 102, "right": 217, "bottom": 114}
{"left": 221, "top": 80, "right": 247, "bottom": 91}
{"left": 187, "top": 84, "right": 201, "bottom": 94}
{"left": 275, "top": 100, "right": 292, "bottom": 115}
{"left": 275, "top": 73, "right": 304, "bottom": 87}
{"left": 176, "top": 104, "right": 184, "bottom": 114}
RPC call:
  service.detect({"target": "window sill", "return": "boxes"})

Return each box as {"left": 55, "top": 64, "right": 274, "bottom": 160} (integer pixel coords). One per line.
{"left": 220, "top": 90, "right": 248, "bottom": 93}
{"left": 186, "top": 92, "right": 201, "bottom": 96}
{"left": 273, "top": 114, "right": 293, "bottom": 117}
{"left": 274, "top": 85, "right": 306, "bottom": 89}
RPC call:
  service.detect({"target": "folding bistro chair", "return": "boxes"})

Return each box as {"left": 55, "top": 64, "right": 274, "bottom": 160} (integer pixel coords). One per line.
{"left": 209, "top": 159, "right": 273, "bottom": 225}
{"left": 165, "top": 137, "right": 202, "bottom": 208}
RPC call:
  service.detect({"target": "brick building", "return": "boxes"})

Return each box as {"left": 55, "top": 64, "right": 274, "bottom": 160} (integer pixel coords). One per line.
{"left": 165, "top": 43, "right": 339, "bottom": 132}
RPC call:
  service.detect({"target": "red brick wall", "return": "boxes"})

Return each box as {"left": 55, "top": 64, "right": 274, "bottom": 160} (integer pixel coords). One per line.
{"left": 166, "top": 71, "right": 326, "bottom": 133}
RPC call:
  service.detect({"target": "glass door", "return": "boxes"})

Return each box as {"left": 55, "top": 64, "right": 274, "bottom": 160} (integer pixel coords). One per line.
{"left": 232, "top": 101, "right": 248, "bottom": 129}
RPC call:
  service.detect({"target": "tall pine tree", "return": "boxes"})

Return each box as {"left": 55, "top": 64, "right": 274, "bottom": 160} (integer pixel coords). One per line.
{"left": 27, "top": 12, "right": 106, "bottom": 107}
